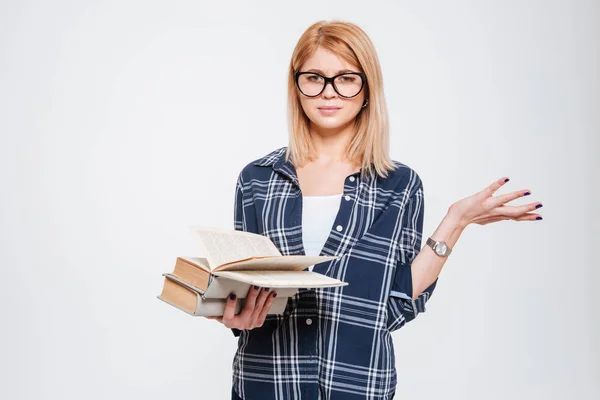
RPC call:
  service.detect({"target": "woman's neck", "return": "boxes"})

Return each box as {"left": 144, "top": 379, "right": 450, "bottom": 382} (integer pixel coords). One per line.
{"left": 308, "top": 122, "right": 355, "bottom": 163}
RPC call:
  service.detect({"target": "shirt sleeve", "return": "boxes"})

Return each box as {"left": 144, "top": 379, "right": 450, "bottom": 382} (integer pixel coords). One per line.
{"left": 386, "top": 181, "right": 438, "bottom": 332}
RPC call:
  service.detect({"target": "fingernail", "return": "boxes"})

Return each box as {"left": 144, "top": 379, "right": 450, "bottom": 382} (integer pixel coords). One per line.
{"left": 272, "top": 292, "right": 277, "bottom": 297}
{"left": 536, "top": 216, "right": 543, "bottom": 220}
{"left": 254, "top": 285, "right": 259, "bottom": 290}
{"left": 524, "top": 192, "right": 531, "bottom": 196}
{"left": 504, "top": 178, "right": 510, "bottom": 182}
{"left": 535, "top": 204, "right": 543, "bottom": 209}
{"left": 229, "top": 294, "right": 237, "bottom": 300}
{"left": 265, "top": 287, "right": 270, "bottom": 292}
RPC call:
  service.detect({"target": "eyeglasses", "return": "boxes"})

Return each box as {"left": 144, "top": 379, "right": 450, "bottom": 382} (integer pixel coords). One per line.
{"left": 295, "top": 71, "right": 367, "bottom": 98}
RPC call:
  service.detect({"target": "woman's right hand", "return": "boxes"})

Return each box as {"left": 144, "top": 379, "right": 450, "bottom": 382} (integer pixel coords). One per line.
{"left": 205, "top": 285, "right": 278, "bottom": 330}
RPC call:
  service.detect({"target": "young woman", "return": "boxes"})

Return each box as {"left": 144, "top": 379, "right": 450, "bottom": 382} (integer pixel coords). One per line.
{"left": 207, "top": 20, "right": 543, "bottom": 400}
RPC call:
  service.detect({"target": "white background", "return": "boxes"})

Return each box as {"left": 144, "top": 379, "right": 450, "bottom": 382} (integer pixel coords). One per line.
{"left": 1, "top": 0, "right": 598, "bottom": 399}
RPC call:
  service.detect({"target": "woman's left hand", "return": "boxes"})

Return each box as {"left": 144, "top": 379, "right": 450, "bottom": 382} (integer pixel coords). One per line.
{"left": 448, "top": 177, "right": 543, "bottom": 228}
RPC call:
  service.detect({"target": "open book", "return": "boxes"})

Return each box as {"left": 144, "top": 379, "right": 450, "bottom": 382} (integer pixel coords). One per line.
{"left": 156, "top": 227, "right": 348, "bottom": 316}
{"left": 194, "top": 227, "right": 336, "bottom": 272}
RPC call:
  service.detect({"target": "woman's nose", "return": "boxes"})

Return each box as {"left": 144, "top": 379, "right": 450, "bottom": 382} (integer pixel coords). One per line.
{"left": 322, "top": 81, "right": 337, "bottom": 98}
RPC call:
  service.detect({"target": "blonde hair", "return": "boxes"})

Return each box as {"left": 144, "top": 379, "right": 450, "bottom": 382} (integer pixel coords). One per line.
{"left": 286, "top": 20, "right": 395, "bottom": 179}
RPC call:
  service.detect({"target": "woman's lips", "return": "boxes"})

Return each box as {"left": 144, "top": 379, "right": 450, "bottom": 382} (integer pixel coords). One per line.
{"left": 318, "top": 107, "right": 341, "bottom": 115}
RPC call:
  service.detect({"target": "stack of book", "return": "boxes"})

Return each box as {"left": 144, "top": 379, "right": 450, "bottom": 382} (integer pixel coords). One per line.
{"left": 157, "top": 228, "right": 348, "bottom": 317}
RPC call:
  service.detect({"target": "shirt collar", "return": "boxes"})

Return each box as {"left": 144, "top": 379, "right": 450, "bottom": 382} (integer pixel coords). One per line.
{"left": 252, "top": 147, "right": 299, "bottom": 187}
{"left": 252, "top": 147, "right": 287, "bottom": 167}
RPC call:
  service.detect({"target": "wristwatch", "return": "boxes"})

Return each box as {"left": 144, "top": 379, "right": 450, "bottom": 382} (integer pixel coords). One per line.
{"left": 426, "top": 237, "right": 452, "bottom": 257}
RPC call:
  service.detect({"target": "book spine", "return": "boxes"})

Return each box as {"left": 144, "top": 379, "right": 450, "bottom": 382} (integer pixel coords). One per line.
{"left": 162, "top": 273, "right": 206, "bottom": 296}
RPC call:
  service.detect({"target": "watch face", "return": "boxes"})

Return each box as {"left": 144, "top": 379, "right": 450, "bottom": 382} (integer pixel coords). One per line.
{"left": 436, "top": 243, "right": 448, "bottom": 255}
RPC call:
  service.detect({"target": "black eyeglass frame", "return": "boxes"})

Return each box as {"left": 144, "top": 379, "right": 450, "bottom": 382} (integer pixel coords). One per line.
{"left": 294, "top": 71, "right": 367, "bottom": 98}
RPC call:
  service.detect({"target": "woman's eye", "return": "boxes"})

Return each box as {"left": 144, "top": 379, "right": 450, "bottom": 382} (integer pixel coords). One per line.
{"left": 307, "top": 75, "right": 323, "bottom": 82}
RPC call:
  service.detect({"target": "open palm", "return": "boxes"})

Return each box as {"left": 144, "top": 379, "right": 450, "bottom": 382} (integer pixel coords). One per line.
{"left": 449, "top": 177, "right": 543, "bottom": 227}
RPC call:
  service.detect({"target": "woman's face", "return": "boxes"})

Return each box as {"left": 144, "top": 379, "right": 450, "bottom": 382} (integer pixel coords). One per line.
{"left": 297, "top": 47, "right": 366, "bottom": 132}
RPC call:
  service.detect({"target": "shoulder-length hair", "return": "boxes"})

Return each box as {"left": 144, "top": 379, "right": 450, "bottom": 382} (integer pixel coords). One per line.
{"left": 286, "top": 20, "right": 395, "bottom": 179}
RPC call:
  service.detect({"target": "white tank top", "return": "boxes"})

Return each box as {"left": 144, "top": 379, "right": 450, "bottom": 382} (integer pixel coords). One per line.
{"left": 302, "top": 193, "right": 342, "bottom": 271}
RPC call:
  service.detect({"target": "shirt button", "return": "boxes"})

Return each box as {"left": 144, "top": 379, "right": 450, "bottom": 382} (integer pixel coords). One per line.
{"left": 306, "top": 318, "right": 313, "bottom": 325}
{"left": 349, "top": 176, "right": 355, "bottom": 182}
{"left": 344, "top": 195, "right": 351, "bottom": 201}
{"left": 336, "top": 225, "right": 343, "bottom": 232}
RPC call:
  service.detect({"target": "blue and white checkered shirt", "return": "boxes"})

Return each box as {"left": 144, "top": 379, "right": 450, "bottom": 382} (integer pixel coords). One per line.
{"left": 231, "top": 147, "right": 438, "bottom": 399}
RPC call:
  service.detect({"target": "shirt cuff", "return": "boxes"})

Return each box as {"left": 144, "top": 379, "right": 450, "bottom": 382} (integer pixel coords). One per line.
{"left": 387, "top": 262, "right": 438, "bottom": 330}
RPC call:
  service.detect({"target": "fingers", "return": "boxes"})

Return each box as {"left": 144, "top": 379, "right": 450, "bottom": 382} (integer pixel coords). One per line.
{"left": 485, "top": 179, "right": 542, "bottom": 214}
{"left": 512, "top": 212, "right": 543, "bottom": 221}
{"left": 222, "top": 293, "right": 238, "bottom": 327}
{"left": 492, "top": 202, "right": 543, "bottom": 218}
{"left": 240, "top": 285, "right": 261, "bottom": 318}
{"left": 483, "top": 176, "right": 510, "bottom": 197}
{"left": 476, "top": 212, "right": 542, "bottom": 225}
{"left": 250, "top": 287, "right": 271, "bottom": 321}
{"left": 209, "top": 286, "right": 282, "bottom": 331}
{"left": 255, "top": 291, "right": 278, "bottom": 328}
{"left": 490, "top": 189, "right": 532, "bottom": 209}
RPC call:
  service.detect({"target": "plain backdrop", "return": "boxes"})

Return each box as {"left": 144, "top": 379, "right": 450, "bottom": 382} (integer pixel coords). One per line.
{"left": 1, "top": 0, "right": 598, "bottom": 399}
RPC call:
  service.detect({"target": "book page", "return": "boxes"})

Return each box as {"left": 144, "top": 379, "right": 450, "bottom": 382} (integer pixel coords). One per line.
{"left": 178, "top": 256, "right": 210, "bottom": 273}
{"left": 213, "top": 270, "right": 348, "bottom": 288}
{"left": 218, "top": 255, "right": 337, "bottom": 271}
{"left": 192, "top": 227, "right": 281, "bottom": 268}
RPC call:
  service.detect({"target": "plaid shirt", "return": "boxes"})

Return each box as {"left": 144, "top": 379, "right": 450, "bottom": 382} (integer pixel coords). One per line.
{"left": 231, "top": 147, "right": 438, "bottom": 399}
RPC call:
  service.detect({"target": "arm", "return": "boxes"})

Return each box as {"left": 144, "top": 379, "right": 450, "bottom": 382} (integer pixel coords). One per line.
{"left": 388, "top": 175, "right": 540, "bottom": 331}
{"left": 411, "top": 175, "right": 542, "bottom": 298}
{"left": 410, "top": 213, "right": 465, "bottom": 299}
{"left": 387, "top": 179, "right": 446, "bottom": 331}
